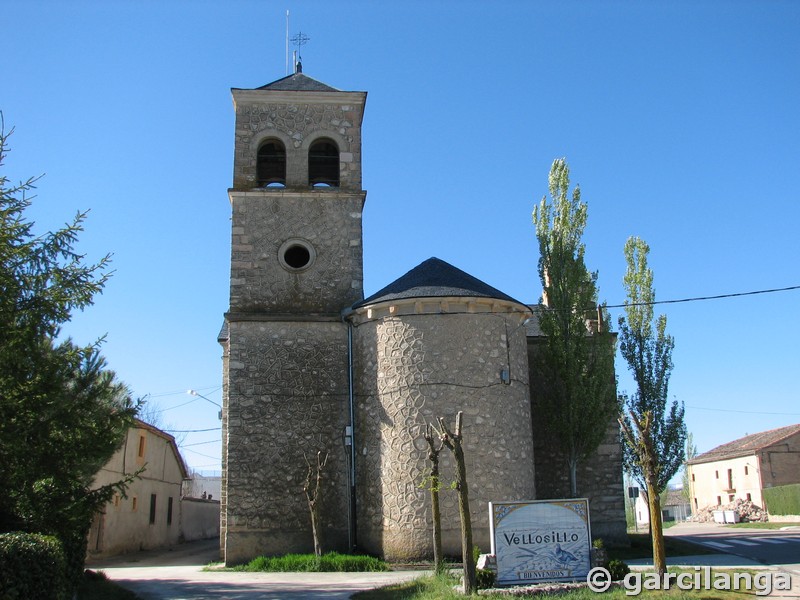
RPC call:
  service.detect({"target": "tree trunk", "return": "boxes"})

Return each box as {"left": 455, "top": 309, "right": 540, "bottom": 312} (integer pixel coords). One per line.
{"left": 453, "top": 441, "right": 475, "bottom": 594}
{"left": 309, "top": 502, "right": 322, "bottom": 557}
{"left": 568, "top": 452, "right": 578, "bottom": 497}
{"left": 424, "top": 425, "right": 444, "bottom": 573}
{"left": 430, "top": 468, "right": 443, "bottom": 573}
{"left": 438, "top": 412, "right": 476, "bottom": 594}
{"left": 647, "top": 479, "right": 666, "bottom": 576}
{"left": 304, "top": 451, "right": 328, "bottom": 557}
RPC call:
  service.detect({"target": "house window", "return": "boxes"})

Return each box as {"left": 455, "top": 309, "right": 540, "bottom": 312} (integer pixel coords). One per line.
{"left": 715, "top": 470, "right": 719, "bottom": 479}
{"left": 727, "top": 469, "right": 734, "bottom": 490}
{"left": 167, "top": 497, "right": 174, "bottom": 526}
{"left": 694, "top": 498, "right": 698, "bottom": 509}
{"left": 137, "top": 435, "right": 146, "bottom": 458}
{"left": 257, "top": 139, "right": 286, "bottom": 187}
{"left": 149, "top": 494, "right": 157, "bottom": 525}
{"left": 746, "top": 493, "right": 752, "bottom": 501}
{"left": 716, "top": 496, "right": 722, "bottom": 506}
{"left": 132, "top": 496, "right": 138, "bottom": 512}
{"left": 744, "top": 466, "right": 749, "bottom": 476}
{"left": 308, "top": 138, "right": 339, "bottom": 187}
{"left": 691, "top": 474, "right": 695, "bottom": 482}
{"left": 728, "top": 494, "right": 735, "bottom": 502}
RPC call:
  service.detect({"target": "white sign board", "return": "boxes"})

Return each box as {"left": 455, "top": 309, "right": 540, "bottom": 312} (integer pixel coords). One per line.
{"left": 489, "top": 499, "right": 591, "bottom": 585}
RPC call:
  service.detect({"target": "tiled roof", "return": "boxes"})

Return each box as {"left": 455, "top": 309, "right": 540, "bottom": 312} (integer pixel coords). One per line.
{"left": 688, "top": 423, "right": 800, "bottom": 465}
{"left": 253, "top": 72, "right": 340, "bottom": 92}
{"left": 352, "top": 257, "right": 525, "bottom": 310}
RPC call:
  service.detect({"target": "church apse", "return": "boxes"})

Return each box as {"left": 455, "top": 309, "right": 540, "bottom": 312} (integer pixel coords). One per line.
{"left": 348, "top": 259, "right": 536, "bottom": 560}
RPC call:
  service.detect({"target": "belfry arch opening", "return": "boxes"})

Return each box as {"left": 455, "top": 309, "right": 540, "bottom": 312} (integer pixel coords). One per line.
{"left": 257, "top": 139, "right": 286, "bottom": 187}
{"left": 308, "top": 138, "right": 340, "bottom": 187}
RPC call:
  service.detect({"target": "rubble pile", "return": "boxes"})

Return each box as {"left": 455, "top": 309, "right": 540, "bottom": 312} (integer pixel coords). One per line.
{"left": 689, "top": 498, "right": 768, "bottom": 523}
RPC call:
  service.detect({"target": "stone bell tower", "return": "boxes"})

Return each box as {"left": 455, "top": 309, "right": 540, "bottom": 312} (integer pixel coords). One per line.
{"left": 220, "top": 69, "right": 367, "bottom": 564}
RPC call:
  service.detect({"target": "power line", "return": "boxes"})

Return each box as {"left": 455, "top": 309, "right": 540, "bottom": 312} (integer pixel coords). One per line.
{"left": 181, "top": 439, "right": 221, "bottom": 448}
{"left": 155, "top": 398, "right": 199, "bottom": 413}
{"left": 605, "top": 284, "right": 800, "bottom": 309}
{"left": 181, "top": 448, "right": 220, "bottom": 461}
{"left": 164, "top": 427, "right": 220, "bottom": 433}
{"left": 686, "top": 405, "right": 800, "bottom": 417}
{"left": 146, "top": 385, "right": 221, "bottom": 399}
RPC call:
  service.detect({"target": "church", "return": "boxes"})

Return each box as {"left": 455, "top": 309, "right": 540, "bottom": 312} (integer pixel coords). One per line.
{"left": 218, "top": 67, "right": 626, "bottom": 565}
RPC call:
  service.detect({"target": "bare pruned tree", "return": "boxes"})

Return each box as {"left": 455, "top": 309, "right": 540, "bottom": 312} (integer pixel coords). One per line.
{"left": 423, "top": 424, "right": 445, "bottom": 573}
{"left": 436, "top": 411, "right": 476, "bottom": 594}
{"left": 303, "top": 450, "right": 329, "bottom": 557}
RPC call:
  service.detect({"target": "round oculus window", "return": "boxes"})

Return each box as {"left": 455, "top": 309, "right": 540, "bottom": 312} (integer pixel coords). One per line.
{"left": 278, "top": 239, "right": 315, "bottom": 272}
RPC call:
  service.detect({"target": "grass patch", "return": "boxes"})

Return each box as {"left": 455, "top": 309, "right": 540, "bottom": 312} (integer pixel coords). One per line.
{"left": 726, "top": 522, "right": 797, "bottom": 529}
{"left": 77, "top": 570, "right": 140, "bottom": 600}
{"left": 352, "top": 573, "right": 467, "bottom": 600}
{"left": 233, "top": 551, "right": 388, "bottom": 572}
{"left": 609, "top": 533, "right": 714, "bottom": 562}
{"left": 353, "top": 570, "right": 760, "bottom": 599}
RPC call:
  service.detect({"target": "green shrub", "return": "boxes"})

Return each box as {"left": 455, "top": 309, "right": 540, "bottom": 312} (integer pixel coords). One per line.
{"left": 472, "top": 545, "right": 481, "bottom": 564}
{"left": 605, "top": 558, "right": 631, "bottom": 581}
{"left": 78, "top": 569, "right": 140, "bottom": 600}
{"left": 763, "top": 483, "right": 800, "bottom": 516}
{"left": 0, "top": 532, "right": 68, "bottom": 600}
{"left": 237, "top": 552, "right": 388, "bottom": 572}
{"left": 476, "top": 567, "right": 496, "bottom": 589}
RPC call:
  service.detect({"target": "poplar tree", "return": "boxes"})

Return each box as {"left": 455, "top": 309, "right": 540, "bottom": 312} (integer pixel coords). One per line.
{"left": 681, "top": 432, "right": 697, "bottom": 506}
{"left": 532, "top": 158, "right": 617, "bottom": 496}
{"left": 617, "top": 236, "right": 686, "bottom": 577}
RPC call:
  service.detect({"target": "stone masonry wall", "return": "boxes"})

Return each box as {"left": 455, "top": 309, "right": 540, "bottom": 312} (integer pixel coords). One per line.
{"left": 231, "top": 94, "right": 365, "bottom": 192}
{"left": 224, "top": 319, "right": 350, "bottom": 564}
{"left": 760, "top": 432, "right": 800, "bottom": 488}
{"left": 527, "top": 338, "right": 627, "bottom": 544}
{"left": 219, "top": 329, "right": 229, "bottom": 561}
{"left": 353, "top": 310, "right": 535, "bottom": 560}
{"left": 228, "top": 191, "right": 364, "bottom": 315}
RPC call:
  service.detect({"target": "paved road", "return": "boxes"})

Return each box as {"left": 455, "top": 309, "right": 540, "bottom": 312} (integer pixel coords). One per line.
{"left": 93, "top": 539, "right": 428, "bottom": 600}
{"left": 662, "top": 522, "right": 800, "bottom": 597}
{"left": 95, "top": 526, "right": 800, "bottom": 598}
{"left": 665, "top": 522, "right": 800, "bottom": 572}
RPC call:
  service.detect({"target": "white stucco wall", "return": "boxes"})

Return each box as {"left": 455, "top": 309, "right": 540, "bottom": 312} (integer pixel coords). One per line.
{"left": 181, "top": 498, "right": 220, "bottom": 542}
{"left": 688, "top": 455, "right": 763, "bottom": 511}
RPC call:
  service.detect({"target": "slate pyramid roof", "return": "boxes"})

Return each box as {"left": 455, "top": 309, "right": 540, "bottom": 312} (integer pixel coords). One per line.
{"left": 254, "top": 72, "right": 340, "bottom": 92}
{"left": 688, "top": 423, "right": 800, "bottom": 465}
{"left": 352, "top": 257, "right": 526, "bottom": 310}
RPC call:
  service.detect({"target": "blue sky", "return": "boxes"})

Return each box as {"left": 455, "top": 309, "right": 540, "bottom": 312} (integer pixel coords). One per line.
{"left": 4, "top": 1, "right": 799, "bottom": 477}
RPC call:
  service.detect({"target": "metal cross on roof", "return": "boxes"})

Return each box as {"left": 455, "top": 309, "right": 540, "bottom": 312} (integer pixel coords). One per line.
{"left": 290, "top": 31, "right": 310, "bottom": 73}
{"left": 291, "top": 31, "right": 310, "bottom": 50}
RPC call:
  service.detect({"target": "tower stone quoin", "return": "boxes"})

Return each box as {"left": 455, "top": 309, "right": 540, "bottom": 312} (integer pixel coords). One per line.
{"left": 220, "top": 70, "right": 626, "bottom": 566}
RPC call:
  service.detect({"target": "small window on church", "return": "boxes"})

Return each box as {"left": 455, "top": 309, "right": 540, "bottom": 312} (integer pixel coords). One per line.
{"left": 308, "top": 139, "right": 339, "bottom": 187}
{"left": 278, "top": 238, "right": 316, "bottom": 272}
{"left": 257, "top": 139, "right": 286, "bottom": 187}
